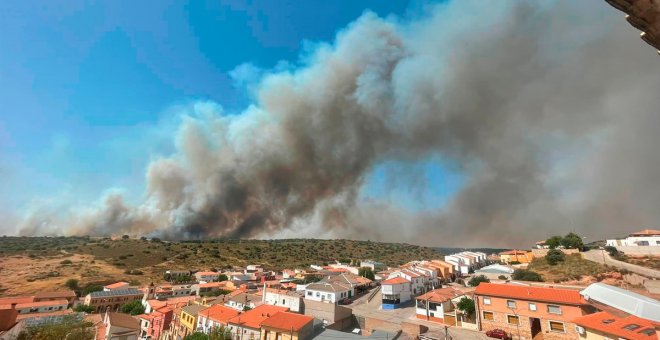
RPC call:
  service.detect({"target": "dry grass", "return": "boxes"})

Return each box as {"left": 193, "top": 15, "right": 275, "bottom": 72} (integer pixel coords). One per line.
{"left": 527, "top": 253, "right": 610, "bottom": 283}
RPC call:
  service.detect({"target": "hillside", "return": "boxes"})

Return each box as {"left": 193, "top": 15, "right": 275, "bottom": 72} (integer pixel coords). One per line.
{"left": 0, "top": 237, "right": 440, "bottom": 295}
{"left": 527, "top": 253, "right": 611, "bottom": 283}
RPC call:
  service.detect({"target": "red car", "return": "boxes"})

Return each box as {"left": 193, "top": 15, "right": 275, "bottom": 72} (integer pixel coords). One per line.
{"left": 486, "top": 329, "right": 510, "bottom": 340}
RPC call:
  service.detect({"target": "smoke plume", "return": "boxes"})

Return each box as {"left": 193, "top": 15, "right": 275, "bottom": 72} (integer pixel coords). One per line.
{"left": 17, "top": 0, "right": 660, "bottom": 246}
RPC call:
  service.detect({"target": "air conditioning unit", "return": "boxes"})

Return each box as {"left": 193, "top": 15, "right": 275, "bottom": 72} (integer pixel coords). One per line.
{"left": 576, "top": 326, "right": 585, "bottom": 335}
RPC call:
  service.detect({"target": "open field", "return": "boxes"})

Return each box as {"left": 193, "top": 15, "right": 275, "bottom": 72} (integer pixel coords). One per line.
{"left": 527, "top": 253, "right": 611, "bottom": 283}
{"left": 0, "top": 237, "right": 441, "bottom": 296}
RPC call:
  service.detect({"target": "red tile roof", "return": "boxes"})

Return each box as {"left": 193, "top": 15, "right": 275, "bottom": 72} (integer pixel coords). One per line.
{"left": 573, "top": 311, "right": 657, "bottom": 340}
{"left": 382, "top": 277, "right": 410, "bottom": 285}
{"left": 197, "top": 281, "right": 231, "bottom": 289}
{"left": 196, "top": 271, "right": 220, "bottom": 276}
{"left": 474, "top": 283, "right": 586, "bottom": 305}
{"left": 499, "top": 250, "right": 528, "bottom": 255}
{"left": 0, "top": 296, "right": 35, "bottom": 305}
{"left": 104, "top": 282, "right": 129, "bottom": 289}
{"left": 228, "top": 305, "right": 288, "bottom": 329}
{"left": 630, "top": 229, "right": 660, "bottom": 236}
{"left": 415, "top": 288, "right": 464, "bottom": 303}
{"left": 260, "top": 311, "right": 313, "bottom": 332}
{"left": 199, "top": 305, "right": 241, "bottom": 324}
{"left": 15, "top": 299, "right": 69, "bottom": 309}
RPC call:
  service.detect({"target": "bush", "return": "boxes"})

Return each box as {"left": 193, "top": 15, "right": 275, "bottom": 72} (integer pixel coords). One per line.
{"left": 82, "top": 285, "right": 103, "bottom": 296}
{"left": 120, "top": 300, "right": 145, "bottom": 315}
{"left": 74, "top": 304, "right": 95, "bottom": 313}
{"left": 468, "top": 275, "right": 490, "bottom": 287}
{"left": 65, "top": 278, "right": 79, "bottom": 290}
{"left": 546, "top": 249, "right": 566, "bottom": 265}
{"left": 124, "top": 269, "right": 143, "bottom": 275}
{"left": 498, "top": 275, "right": 507, "bottom": 280}
{"left": 121, "top": 235, "right": 130, "bottom": 240}
{"left": 604, "top": 246, "right": 619, "bottom": 257}
{"left": 60, "top": 259, "right": 73, "bottom": 265}
{"left": 512, "top": 269, "right": 543, "bottom": 282}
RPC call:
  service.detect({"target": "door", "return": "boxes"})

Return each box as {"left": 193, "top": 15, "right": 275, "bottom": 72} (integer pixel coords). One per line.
{"left": 530, "top": 318, "right": 542, "bottom": 339}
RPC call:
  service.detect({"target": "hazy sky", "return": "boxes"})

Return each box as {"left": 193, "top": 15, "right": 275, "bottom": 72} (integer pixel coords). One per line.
{"left": 2, "top": 1, "right": 659, "bottom": 248}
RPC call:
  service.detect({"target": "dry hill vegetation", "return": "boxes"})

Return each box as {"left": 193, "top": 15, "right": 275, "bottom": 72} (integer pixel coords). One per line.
{"left": 527, "top": 253, "right": 610, "bottom": 283}
{"left": 0, "top": 236, "right": 439, "bottom": 295}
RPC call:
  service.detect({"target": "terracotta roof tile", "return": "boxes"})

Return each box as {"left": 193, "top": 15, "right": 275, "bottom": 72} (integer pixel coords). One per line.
{"left": 199, "top": 305, "right": 241, "bottom": 324}
{"left": 475, "top": 283, "right": 586, "bottom": 305}
{"left": 382, "top": 277, "right": 410, "bottom": 285}
{"left": 227, "top": 305, "right": 288, "bottom": 329}
{"left": 15, "top": 299, "right": 69, "bottom": 309}
{"left": 573, "top": 311, "right": 657, "bottom": 340}
{"left": 416, "top": 288, "right": 463, "bottom": 303}
{"left": 260, "top": 311, "right": 313, "bottom": 332}
{"left": 104, "top": 282, "right": 129, "bottom": 289}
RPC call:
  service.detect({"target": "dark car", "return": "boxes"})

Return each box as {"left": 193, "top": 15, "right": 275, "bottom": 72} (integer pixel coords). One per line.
{"left": 338, "top": 298, "right": 351, "bottom": 305}
{"left": 486, "top": 329, "right": 509, "bottom": 340}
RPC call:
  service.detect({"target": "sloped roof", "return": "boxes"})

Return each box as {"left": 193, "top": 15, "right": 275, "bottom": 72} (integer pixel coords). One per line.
{"left": 415, "top": 288, "right": 464, "bottom": 303}
{"left": 629, "top": 229, "right": 660, "bottom": 236}
{"left": 107, "top": 312, "right": 140, "bottom": 330}
{"left": 475, "top": 283, "right": 586, "bottom": 305}
{"left": 15, "top": 299, "right": 69, "bottom": 308}
{"left": 260, "top": 311, "right": 313, "bottom": 331}
{"left": 181, "top": 304, "right": 206, "bottom": 316}
{"left": 34, "top": 291, "right": 76, "bottom": 299}
{"left": 199, "top": 305, "right": 240, "bottom": 324}
{"left": 90, "top": 289, "right": 142, "bottom": 298}
{"left": 104, "top": 282, "right": 129, "bottom": 290}
{"left": 475, "top": 264, "right": 515, "bottom": 274}
{"left": 227, "top": 305, "right": 288, "bottom": 329}
{"left": 580, "top": 283, "right": 660, "bottom": 322}
{"left": 306, "top": 282, "right": 350, "bottom": 293}
{"left": 573, "top": 311, "right": 657, "bottom": 340}
{"left": 499, "top": 250, "right": 528, "bottom": 255}
{"left": 381, "top": 277, "right": 410, "bottom": 285}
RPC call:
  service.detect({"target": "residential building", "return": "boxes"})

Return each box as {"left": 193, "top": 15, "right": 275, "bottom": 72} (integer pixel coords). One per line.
{"left": 227, "top": 305, "right": 289, "bottom": 340}
{"left": 259, "top": 311, "right": 314, "bottom": 340}
{"left": 474, "top": 264, "right": 515, "bottom": 280}
{"left": 225, "top": 293, "right": 262, "bottom": 311}
{"left": 103, "top": 311, "right": 140, "bottom": 340}
{"left": 415, "top": 287, "right": 464, "bottom": 324}
{"left": 360, "top": 261, "right": 386, "bottom": 271}
{"left": 143, "top": 296, "right": 195, "bottom": 314}
{"left": 444, "top": 254, "right": 471, "bottom": 275}
{"left": 579, "top": 283, "right": 660, "bottom": 322}
{"left": 179, "top": 304, "right": 206, "bottom": 338}
{"left": 381, "top": 277, "right": 412, "bottom": 310}
{"left": 475, "top": 283, "right": 594, "bottom": 340}
{"left": 304, "top": 282, "right": 352, "bottom": 303}
{"left": 388, "top": 270, "right": 428, "bottom": 296}
{"left": 33, "top": 291, "right": 77, "bottom": 305}
{"left": 137, "top": 305, "right": 174, "bottom": 340}
{"left": 606, "top": 229, "right": 660, "bottom": 248}
{"left": 263, "top": 288, "right": 305, "bottom": 313}
{"left": 573, "top": 311, "right": 658, "bottom": 340}
{"left": 104, "top": 282, "right": 130, "bottom": 291}
{"left": 195, "top": 271, "right": 221, "bottom": 283}
{"left": 197, "top": 304, "right": 241, "bottom": 334}
{"left": 193, "top": 281, "right": 234, "bottom": 296}
{"left": 84, "top": 289, "right": 143, "bottom": 313}
{"left": 499, "top": 250, "right": 534, "bottom": 264}
{"left": 12, "top": 300, "right": 68, "bottom": 314}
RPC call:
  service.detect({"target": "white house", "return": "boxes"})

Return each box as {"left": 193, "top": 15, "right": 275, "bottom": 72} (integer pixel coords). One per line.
{"left": 263, "top": 288, "right": 304, "bottom": 312}
{"left": 226, "top": 305, "right": 289, "bottom": 340}
{"left": 225, "top": 293, "right": 262, "bottom": 311}
{"left": 304, "top": 282, "right": 352, "bottom": 303}
{"left": 381, "top": 276, "right": 411, "bottom": 310}
{"left": 388, "top": 270, "right": 428, "bottom": 296}
{"left": 606, "top": 229, "right": 660, "bottom": 247}
{"left": 195, "top": 271, "right": 221, "bottom": 283}
{"left": 414, "top": 287, "right": 464, "bottom": 323}
{"left": 13, "top": 300, "right": 68, "bottom": 314}
{"left": 360, "top": 260, "right": 386, "bottom": 271}
{"left": 196, "top": 305, "right": 241, "bottom": 334}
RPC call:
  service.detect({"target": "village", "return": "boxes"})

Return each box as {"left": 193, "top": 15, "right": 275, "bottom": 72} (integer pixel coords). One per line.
{"left": 0, "top": 230, "right": 659, "bottom": 340}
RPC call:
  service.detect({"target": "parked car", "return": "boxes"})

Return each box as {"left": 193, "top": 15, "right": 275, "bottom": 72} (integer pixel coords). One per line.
{"left": 486, "top": 329, "right": 509, "bottom": 340}
{"left": 338, "top": 298, "right": 351, "bottom": 305}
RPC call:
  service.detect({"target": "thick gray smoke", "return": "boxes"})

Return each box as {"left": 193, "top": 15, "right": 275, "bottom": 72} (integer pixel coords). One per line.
{"left": 17, "top": 0, "right": 660, "bottom": 246}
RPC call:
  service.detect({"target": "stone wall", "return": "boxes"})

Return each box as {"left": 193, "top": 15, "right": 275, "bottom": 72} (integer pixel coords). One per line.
{"left": 614, "top": 246, "right": 660, "bottom": 256}
{"left": 531, "top": 249, "right": 580, "bottom": 258}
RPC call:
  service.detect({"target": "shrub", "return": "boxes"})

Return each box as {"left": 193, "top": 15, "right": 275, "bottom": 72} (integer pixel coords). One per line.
{"left": 498, "top": 275, "right": 507, "bottom": 280}
{"left": 468, "top": 275, "right": 490, "bottom": 287}
{"left": 546, "top": 249, "right": 566, "bottom": 265}
{"left": 74, "top": 304, "right": 95, "bottom": 313}
{"left": 121, "top": 235, "right": 130, "bottom": 240}
{"left": 512, "top": 269, "right": 543, "bottom": 282}
{"left": 65, "top": 278, "right": 79, "bottom": 290}
{"left": 120, "top": 300, "right": 145, "bottom": 315}
{"left": 60, "top": 259, "right": 72, "bottom": 265}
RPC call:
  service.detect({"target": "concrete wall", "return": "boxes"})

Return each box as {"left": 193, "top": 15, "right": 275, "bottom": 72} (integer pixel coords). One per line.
{"left": 531, "top": 249, "right": 579, "bottom": 257}
{"left": 304, "top": 299, "right": 352, "bottom": 324}
{"left": 613, "top": 246, "right": 660, "bottom": 256}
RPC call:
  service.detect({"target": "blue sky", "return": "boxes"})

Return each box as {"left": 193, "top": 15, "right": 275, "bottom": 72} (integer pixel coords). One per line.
{"left": 0, "top": 0, "right": 462, "bottom": 222}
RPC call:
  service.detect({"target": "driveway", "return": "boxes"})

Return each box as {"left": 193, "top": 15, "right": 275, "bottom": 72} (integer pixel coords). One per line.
{"left": 582, "top": 250, "right": 660, "bottom": 279}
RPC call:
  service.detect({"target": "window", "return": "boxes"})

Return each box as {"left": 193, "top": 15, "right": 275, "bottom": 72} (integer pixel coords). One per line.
{"left": 623, "top": 324, "right": 641, "bottom": 331}
{"left": 483, "top": 297, "right": 491, "bottom": 305}
{"left": 282, "top": 299, "right": 285, "bottom": 304}
{"left": 639, "top": 329, "right": 655, "bottom": 336}
{"left": 316, "top": 292, "right": 320, "bottom": 297}
{"left": 507, "top": 315, "right": 519, "bottom": 325}
{"left": 482, "top": 311, "right": 494, "bottom": 321}
{"left": 549, "top": 321, "right": 565, "bottom": 332}
{"left": 507, "top": 300, "right": 516, "bottom": 309}
{"left": 307, "top": 292, "right": 312, "bottom": 296}
{"left": 547, "top": 305, "right": 562, "bottom": 315}
{"left": 528, "top": 303, "right": 537, "bottom": 311}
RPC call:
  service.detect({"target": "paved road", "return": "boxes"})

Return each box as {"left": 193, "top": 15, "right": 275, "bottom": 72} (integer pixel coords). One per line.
{"left": 582, "top": 250, "right": 660, "bottom": 279}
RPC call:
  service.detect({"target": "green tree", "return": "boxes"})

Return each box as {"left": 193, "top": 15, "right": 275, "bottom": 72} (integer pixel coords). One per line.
{"left": 74, "top": 304, "right": 95, "bottom": 313}
{"left": 218, "top": 274, "right": 228, "bottom": 282}
{"left": 184, "top": 333, "right": 209, "bottom": 340}
{"left": 561, "top": 232, "right": 584, "bottom": 249}
{"left": 122, "top": 235, "right": 130, "bottom": 240}
{"left": 358, "top": 267, "right": 375, "bottom": 281}
{"left": 604, "top": 246, "right": 619, "bottom": 257}
{"left": 468, "top": 275, "right": 490, "bottom": 287}
{"left": 65, "top": 278, "right": 79, "bottom": 290}
{"left": 512, "top": 269, "right": 543, "bottom": 282}
{"left": 17, "top": 315, "right": 94, "bottom": 340}
{"left": 209, "top": 325, "right": 232, "bottom": 340}
{"left": 546, "top": 249, "right": 565, "bottom": 265}
{"left": 545, "top": 236, "right": 563, "bottom": 249}
{"left": 456, "top": 296, "right": 475, "bottom": 315}
{"left": 497, "top": 275, "right": 507, "bottom": 280}
{"left": 82, "top": 285, "right": 103, "bottom": 296}
{"left": 120, "top": 300, "right": 145, "bottom": 315}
